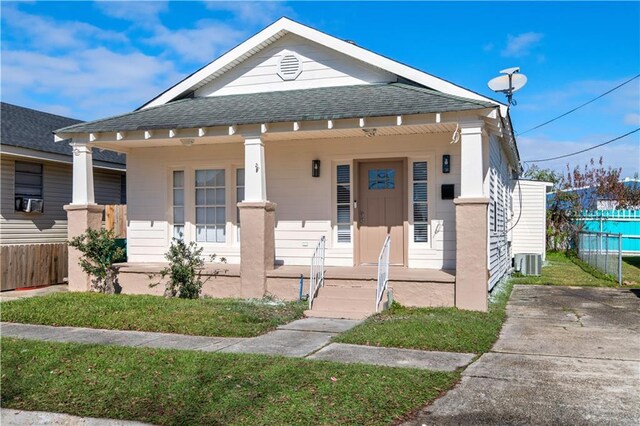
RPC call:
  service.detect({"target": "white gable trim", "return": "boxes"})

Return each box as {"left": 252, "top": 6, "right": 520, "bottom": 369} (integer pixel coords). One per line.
{"left": 141, "top": 17, "right": 506, "bottom": 115}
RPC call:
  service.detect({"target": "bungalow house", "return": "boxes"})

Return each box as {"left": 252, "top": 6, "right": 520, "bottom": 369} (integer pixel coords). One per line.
{"left": 0, "top": 102, "right": 126, "bottom": 290}
{"left": 54, "top": 18, "right": 519, "bottom": 316}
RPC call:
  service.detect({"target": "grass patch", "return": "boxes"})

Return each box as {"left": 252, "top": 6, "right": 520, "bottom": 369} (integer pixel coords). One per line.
{"left": 334, "top": 281, "right": 513, "bottom": 354}
{"left": 0, "top": 292, "right": 305, "bottom": 337}
{"left": 0, "top": 338, "right": 458, "bottom": 426}
{"left": 511, "top": 251, "right": 620, "bottom": 288}
{"left": 622, "top": 256, "right": 640, "bottom": 286}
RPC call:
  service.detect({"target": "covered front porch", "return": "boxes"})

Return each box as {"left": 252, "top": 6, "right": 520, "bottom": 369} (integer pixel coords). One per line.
{"left": 57, "top": 84, "right": 499, "bottom": 312}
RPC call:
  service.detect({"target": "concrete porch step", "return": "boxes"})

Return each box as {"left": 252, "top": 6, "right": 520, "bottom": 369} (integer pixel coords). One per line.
{"left": 319, "top": 286, "right": 376, "bottom": 299}
{"left": 311, "top": 296, "right": 376, "bottom": 313}
{"left": 304, "top": 309, "right": 373, "bottom": 320}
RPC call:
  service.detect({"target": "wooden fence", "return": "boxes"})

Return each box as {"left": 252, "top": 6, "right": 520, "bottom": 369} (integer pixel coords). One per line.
{"left": 105, "top": 204, "right": 127, "bottom": 238}
{"left": 0, "top": 243, "right": 68, "bottom": 291}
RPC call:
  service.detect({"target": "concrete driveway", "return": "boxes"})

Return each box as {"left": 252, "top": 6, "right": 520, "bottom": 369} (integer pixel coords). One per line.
{"left": 405, "top": 285, "right": 640, "bottom": 425}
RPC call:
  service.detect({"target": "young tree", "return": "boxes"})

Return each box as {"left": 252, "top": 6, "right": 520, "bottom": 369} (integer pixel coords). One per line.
{"left": 69, "top": 229, "right": 125, "bottom": 294}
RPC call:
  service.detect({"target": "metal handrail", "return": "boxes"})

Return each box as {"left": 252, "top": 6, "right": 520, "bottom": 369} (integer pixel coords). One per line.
{"left": 375, "top": 235, "right": 391, "bottom": 312}
{"left": 308, "top": 236, "right": 326, "bottom": 309}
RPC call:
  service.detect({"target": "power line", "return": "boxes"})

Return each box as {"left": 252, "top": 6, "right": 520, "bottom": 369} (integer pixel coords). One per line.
{"left": 516, "top": 74, "right": 640, "bottom": 136}
{"left": 522, "top": 128, "right": 640, "bottom": 163}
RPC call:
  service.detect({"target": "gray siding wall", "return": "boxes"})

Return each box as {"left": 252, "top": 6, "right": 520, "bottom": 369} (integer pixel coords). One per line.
{"left": 0, "top": 156, "right": 124, "bottom": 244}
{"left": 487, "top": 135, "right": 513, "bottom": 290}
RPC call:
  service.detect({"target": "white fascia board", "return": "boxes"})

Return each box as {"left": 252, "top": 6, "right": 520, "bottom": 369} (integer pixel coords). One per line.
{"left": 0, "top": 144, "right": 126, "bottom": 171}
{"left": 141, "top": 17, "right": 504, "bottom": 112}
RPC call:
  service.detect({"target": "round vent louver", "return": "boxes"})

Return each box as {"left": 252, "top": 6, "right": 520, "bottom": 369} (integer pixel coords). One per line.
{"left": 277, "top": 52, "right": 302, "bottom": 81}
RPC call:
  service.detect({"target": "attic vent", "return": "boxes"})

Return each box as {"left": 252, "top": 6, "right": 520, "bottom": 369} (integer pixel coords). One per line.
{"left": 277, "top": 52, "right": 302, "bottom": 81}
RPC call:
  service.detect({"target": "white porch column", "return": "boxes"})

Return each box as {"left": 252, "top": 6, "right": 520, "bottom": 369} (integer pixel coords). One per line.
{"left": 238, "top": 134, "right": 275, "bottom": 298}
{"left": 71, "top": 142, "right": 96, "bottom": 205}
{"left": 454, "top": 120, "right": 490, "bottom": 312}
{"left": 244, "top": 136, "right": 267, "bottom": 201}
{"left": 65, "top": 140, "right": 103, "bottom": 292}
{"left": 459, "top": 121, "right": 485, "bottom": 198}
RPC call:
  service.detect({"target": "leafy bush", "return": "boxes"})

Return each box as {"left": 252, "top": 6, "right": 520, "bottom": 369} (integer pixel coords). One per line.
{"left": 69, "top": 228, "right": 125, "bottom": 294}
{"left": 152, "top": 236, "right": 226, "bottom": 299}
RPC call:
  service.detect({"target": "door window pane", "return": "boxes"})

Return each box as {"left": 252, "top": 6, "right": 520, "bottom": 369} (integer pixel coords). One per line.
{"left": 368, "top": 169, "right": 395, "bottom": 190}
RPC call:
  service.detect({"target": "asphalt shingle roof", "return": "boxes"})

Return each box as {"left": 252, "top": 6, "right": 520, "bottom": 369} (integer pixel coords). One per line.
{"left": 1, "top": 102, "right": 125, "bottom": 166}
{"left": 56, "top": 83, "right": 496, "bottom": 135}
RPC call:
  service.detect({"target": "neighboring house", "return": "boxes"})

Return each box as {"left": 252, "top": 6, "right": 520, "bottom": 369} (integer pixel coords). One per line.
{"left": 0, "top": 103, "right": 126, "bottom": 290}
{"left": 512, "top": 180, "right": 553, "bottom": 261}
{"left": 547, "top": 178, "right": 640, "bottom": 211}
{"left": 55, "top": 18, "right": 520, "bottom": 314}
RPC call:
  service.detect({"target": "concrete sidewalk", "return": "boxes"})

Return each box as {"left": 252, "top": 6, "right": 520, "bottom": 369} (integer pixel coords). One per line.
{"left": 404, "top": 285, "right": 640, "bottom": 425}
{"left": 0, "top": 409, "right": 151, "bottom": 425}
{"left": 1, "top": 317, "right": 474, "bottom": 372}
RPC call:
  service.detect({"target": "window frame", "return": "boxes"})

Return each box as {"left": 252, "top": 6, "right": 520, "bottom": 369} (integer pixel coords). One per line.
{"left": 334, "top": 162, "right": 353, "bottom": 246}
{"left": 409, "top": 158, "right": 433, "bottom": 246}
{"left": 194, "top": 168, "right": 227, "bottom": 244}
{"left": 14, "top": 161, "right": 44, "bottom": 212}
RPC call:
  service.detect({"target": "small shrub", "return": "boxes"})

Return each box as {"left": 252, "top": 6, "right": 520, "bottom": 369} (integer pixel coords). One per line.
{"left": 69, "top": 228, "right": 125, "bottom": 294}
{"left": 152, "top": 236, "right": 226, "bottom": 299}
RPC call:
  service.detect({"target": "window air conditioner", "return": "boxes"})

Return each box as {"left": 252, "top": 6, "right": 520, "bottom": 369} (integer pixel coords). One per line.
{"left": 23, "top": 198, "right": 44, "bottom": 213}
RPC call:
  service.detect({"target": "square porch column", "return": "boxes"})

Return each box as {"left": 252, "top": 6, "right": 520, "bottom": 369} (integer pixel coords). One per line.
{"left": 238, "top": 135, "right": 276, "bottom": 298}
{"left": 64, "top": 142, "right": 104, "bottom": 292}
{"left": 454, "top": 121, "right": 489, "bottom": 312}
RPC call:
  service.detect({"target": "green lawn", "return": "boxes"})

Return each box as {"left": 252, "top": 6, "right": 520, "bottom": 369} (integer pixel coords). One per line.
{"left": 622, "top": 256, "right": 640, "bottom": 286}
{"left": 1, "top": 338, "right": 458, "bottom": 426}
{"left": 334, "top": 282, "right": 513, "bottom": 354}
{"left": 511, "top": 251, "right": 623, "bottom": 287}
{"left": 0, "top": 293, "right": 305, "bottom": 337}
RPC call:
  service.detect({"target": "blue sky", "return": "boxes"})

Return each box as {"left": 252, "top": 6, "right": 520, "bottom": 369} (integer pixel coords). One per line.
{"left": 2, "top": 1, "right": 639, "bottom": 175}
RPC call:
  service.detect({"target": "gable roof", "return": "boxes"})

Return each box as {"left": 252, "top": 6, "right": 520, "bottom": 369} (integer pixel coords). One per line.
{"left": 1, "top": 102, "right": 125, "bottom": 166}
{"left": 140, "top": 17, "right": 506, "bottom": 114}
{"left": 57, "top": 83, "right": 496, "bottom": 134}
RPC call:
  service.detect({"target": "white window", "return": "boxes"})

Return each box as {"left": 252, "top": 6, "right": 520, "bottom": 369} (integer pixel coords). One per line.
{"left": 172, "top": 171, "right": 185, "bottom": 239}
{"left": 195, "top": 169, "right": 226, "bottom": 243}
{"left": 236, "top": 168, "right": 244, "bottom": 241}
{"left": 336, "top": 164, "right": 351, "bottom": 243}
{"left": 412, "top": 161, "right": 428, "bottom": 243}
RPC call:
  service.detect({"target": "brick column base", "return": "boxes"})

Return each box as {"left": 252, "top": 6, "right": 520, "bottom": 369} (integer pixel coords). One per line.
{"left": 64, "top": 204, "right": 105, "bottom": 292}
{"left": 453, "top": 197, "right": 489, "bottom": 312}
{"left": 238, "top": 201, "right": 276, "bottom": 298}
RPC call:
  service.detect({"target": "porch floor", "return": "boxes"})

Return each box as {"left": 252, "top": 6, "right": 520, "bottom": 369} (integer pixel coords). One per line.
{"left": 268, "top": 265, "right": 455, "bottom": 283}
{"left": 116, "top": 262, "right": 455, "bottom": 283}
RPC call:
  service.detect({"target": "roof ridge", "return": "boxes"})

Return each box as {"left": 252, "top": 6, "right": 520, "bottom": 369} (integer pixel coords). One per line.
{"left": 392, "top": 83, "right": 494, "bottom": 107}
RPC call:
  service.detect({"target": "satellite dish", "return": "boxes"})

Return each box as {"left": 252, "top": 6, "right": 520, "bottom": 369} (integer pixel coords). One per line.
{"left": 488, "top": 67, "right": 527, "bottom": 106}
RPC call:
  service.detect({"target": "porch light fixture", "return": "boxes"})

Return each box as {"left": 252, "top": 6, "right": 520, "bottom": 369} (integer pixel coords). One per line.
{"left": 180, "top": 138, "right": 194, "bottom": 146}
{"left": 312, "top": 160, "right": 321, "bottom": 177}
{"left": 442, "top": 155, "right": 451, "bottom": 173}
{"left": 362, "top": 128, "right": 377, "bottom": 138}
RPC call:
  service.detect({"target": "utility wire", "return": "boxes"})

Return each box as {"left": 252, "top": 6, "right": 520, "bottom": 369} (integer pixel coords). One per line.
{"left": 516, "top": 74, "right": 640, "bottom": 136}
{"left": 522, "top": 128, "right": 640, "bottom": 163}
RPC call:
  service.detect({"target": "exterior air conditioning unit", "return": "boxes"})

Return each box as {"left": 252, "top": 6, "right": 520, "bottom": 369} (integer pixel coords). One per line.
{"left": 22, "top": 198, "right": 44, "bottom": 213}
{"left": 514, "top": 253, "right": 541, "bottom": 276}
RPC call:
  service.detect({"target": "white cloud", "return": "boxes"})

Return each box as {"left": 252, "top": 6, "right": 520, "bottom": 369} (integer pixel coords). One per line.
{"left": 202, "top": 1, "right": 292, "bottom": 25}
{"left": 1, "top": 5, "right": 127, "bottom": 49}
{"left": 94, "top": 0, "right": 168, "bottom": 24}
{"left": 501, "top": 32, "right": 544, "bottom": 57}
{"left": 145, "top": 20, "right": 245, "bottom": 63}
{"left": 624, "top": 113, "right": 640, "bottom": 126}
{"left": 1, "top": 48, "right": 182, "bottom": 118}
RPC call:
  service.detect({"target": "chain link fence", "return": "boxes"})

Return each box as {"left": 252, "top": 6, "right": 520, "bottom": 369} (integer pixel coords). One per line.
{"left": 577, "top": 231, "right": 622, "bottom": 285}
